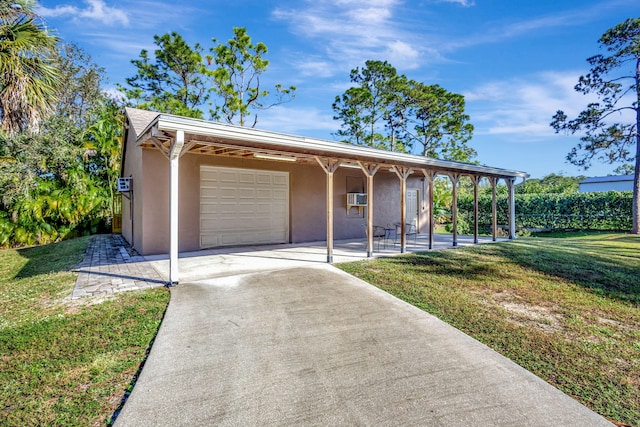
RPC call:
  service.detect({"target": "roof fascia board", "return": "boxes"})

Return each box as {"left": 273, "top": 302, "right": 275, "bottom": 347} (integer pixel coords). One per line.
{"left": 143, "top": 114, "right": 527, "bottom": 179}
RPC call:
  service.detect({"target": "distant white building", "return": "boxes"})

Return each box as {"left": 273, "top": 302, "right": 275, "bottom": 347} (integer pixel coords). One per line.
{"left": 578, "top": 175, "right": 634, "bottom": 193}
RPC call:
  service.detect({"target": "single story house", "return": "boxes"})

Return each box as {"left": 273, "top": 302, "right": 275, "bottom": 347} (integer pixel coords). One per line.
{"left": 578, "top": 175, "right": 634, "bottom": 193}
{"left": 120, "top": 108, "right": 528, "bottom": 284}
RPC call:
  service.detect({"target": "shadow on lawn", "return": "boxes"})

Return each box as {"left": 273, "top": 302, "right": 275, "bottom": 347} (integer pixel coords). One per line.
{"left": 388, "top": 235, "right": 640, "bottom": 305}
{"left": 14, "top": 237, "right": 89, "bottom": 279}
{"left": 386, "top": 249, "right": 510, "bottom": 283}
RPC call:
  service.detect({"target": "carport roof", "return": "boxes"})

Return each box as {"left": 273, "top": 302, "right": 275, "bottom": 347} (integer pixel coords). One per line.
{"left": 125, "top": 107, "right": 528, "bottom": 180}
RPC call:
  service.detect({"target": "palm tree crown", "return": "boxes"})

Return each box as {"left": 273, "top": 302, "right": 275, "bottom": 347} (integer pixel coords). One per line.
{"left": 0, "top": 0, "right": 60, "bottom": 135}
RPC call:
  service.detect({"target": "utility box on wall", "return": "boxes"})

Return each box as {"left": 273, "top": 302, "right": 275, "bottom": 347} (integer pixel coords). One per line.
{"left": 117, "top": 177, "right": 132, "bottom": 192}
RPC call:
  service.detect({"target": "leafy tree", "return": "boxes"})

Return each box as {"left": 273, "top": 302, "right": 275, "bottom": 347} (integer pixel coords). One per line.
{"left": 406, "top": 82, "right": 475, "bottom": 161}
{"left": 333, "top": 60, "right": 404, "bottom": 150}
{"left": 208, "top": 27, "right": 296, "bottom": 127}
{"left": 120, "top": 32, "right": 208, "bottom": 118}
{"left": 0, "top": 43, "right": 117, "bottom": 246}
{"left": 333, "top": 87, "right": 369, "bottom": 145}
{"left": 551, "top": 18, "right": 640, "bottom": 233}
{"left": 54, "top": 42, "right": 105, "bottom": 126}
{"left": 516, "top": 173, "right": 585, "bottom": 195}
{"left": 83, "top": 101, "right": 123, "bottom": 221}
{"left": 333, "top": 60, "right": 475, "bottom": 160}
{"left": 0, "top": 0, "right": 59, "bottom": 134}
{"left": 120, "top": 28, "right": 296, "bottom": 126}
{"left": 612, "top": 163, "right": 635, "bottom": 175}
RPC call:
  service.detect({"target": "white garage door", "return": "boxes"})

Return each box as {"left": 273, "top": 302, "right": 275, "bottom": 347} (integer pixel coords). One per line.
{"left": 200, "top": 166, "right": 289, "bottom": 248}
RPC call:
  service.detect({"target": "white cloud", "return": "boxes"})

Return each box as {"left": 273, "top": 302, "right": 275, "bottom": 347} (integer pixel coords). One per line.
{"left": 256, "top": 106, "right": 337, "bottom": 136}
{"left": 293, "top": 58, "right": 337, "bottom": 78}
{"left": 82, "top": 32, "right": 155, "bottom": 56}
{"left": 273, "top": 0, "right": 427, "bottom": 76}
{"left": 385, "top": 40, "right": 421, "bottom": 69}
{"left": 39, "top": 0, "right": 129, "bottom": 26}
{"left": 464, "top": 71, "right": 594, "bottom": 139}
{"left": 440, "top": 0, "right": 475, "bottom": 6}
{"left": 443, "top": 0, "right": 635, "bottom": 51}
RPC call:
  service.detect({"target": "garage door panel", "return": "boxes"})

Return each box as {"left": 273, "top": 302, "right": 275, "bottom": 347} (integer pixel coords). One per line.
{"left": 238, "top": 173, "right": 256, "bottom": 184}
{"left": 255, "top": 173, "right": 273, "bottom": 184}
{"left": 219, "top": 171, "right": 238, "bottom": 181}
{"left": 271, "top": 190, "right": 288, "bottom": 200}
{"left": 200, "top": 188, "right": 220, "bottom": 198}
{"left": 200, "top": 166, "right": 289, "bottom": 248}
{"left": 272, "top": 175, "right": 288, "bottom": 186}
{"left": 255, "top": 189, "right": 273, "bottom": 199}
{"left": 238, "top": 188, "right": 256, "bottom": 198}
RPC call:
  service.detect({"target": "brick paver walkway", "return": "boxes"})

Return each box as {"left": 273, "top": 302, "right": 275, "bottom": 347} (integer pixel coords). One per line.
{"left": 72, "top": 234, "right": 167, "bottom": 299}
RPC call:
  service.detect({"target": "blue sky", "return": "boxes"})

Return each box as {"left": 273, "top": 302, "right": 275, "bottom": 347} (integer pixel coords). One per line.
{"left": 38, "top": 0, "right": 638, "bottom": 178}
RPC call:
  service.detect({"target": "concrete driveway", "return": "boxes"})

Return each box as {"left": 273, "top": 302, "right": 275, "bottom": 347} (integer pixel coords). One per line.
{"left": 114, "top": 264, "right": 612, "bottom": 426}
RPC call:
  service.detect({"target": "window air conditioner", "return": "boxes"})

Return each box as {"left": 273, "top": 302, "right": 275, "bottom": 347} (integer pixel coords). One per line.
{"left": 347, "top": 193, "right": 367, "bottom": 207}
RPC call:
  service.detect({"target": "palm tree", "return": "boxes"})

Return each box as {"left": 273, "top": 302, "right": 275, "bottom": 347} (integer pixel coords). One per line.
{"left": 0, "top": 0, "right": 59, "bottom": 134}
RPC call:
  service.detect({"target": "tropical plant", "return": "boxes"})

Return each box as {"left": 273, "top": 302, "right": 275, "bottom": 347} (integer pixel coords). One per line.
{"left": 0, "top": 0, "right": 59, "bottom": 134}
{"left": 0, "top": 41, "right": 119, "bottom": 247}
{"left": 83, "top": 102, "right": 123, "bottom": 220}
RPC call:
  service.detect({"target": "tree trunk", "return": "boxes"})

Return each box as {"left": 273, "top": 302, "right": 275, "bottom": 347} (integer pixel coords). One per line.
{"left": 633, "top": 58, "right": 640, "bottom": 234}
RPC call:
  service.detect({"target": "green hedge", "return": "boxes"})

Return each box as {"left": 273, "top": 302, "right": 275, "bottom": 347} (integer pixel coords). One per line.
{"left": 457, "top": 191, "right": 633, "bottom": 233}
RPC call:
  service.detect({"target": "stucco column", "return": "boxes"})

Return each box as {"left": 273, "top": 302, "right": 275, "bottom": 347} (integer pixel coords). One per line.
{"left": 359, "top": 162, "right": 381, "bottom": 257}
{"left": 422, "top": 170, "right": 437, "bottom": 250}
{"left": 169, "top": 130, "right": 185, "bottom": 285}
{"left": 316, "top": 157, "right": 340, "bottom": 263}
{"left": 506, "top": 177, "right": 517, "bottom": 240}
{"left": 450, "top": 173, "right": 460, "bottom": 247}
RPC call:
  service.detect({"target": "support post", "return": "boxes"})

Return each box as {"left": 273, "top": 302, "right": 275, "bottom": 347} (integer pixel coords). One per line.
{"left": 316, "top": 157, "right": 340, "bottom": 263}
{"left": 393, "top": 167, "right": 413, "bottom": 253}
{"left": 422, "top": 170, "right": 437, "bottom": 250}
{"left": 169, "top": 130, "right": 185, "bottom": 286}
{"left": 472, "top": 175, "right": 481, "bottom": 244}
{"left": 450, "top": 173, "right": 460, "bottom": 247}
{"left": 359, "top": 162, "right": 380, "bottom": 257}
{"left": 506, "top": 177, "right": 517, "bottom": 240}
{"left": 490, "top": 177, "right": 498, "bottom": 242}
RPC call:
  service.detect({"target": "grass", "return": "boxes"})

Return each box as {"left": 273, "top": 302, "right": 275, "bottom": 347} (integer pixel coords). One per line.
{"left": 338, "top": 232, "right": 640, "bottom": 426}
{"left": 0, "top": 237, "right": 170, "bottom": 426}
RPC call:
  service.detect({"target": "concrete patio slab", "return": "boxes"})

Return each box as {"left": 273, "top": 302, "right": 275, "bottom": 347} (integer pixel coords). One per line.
{"left": 146, "top": 233, "right": 503, "bottom": 283}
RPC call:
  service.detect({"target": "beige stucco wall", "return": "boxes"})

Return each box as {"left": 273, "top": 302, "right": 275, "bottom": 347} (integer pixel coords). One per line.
{"left": 125, "top": 144, "right": 431, "bottom": 255}
{"left": 121, "top": 130, "right": 144, "bottom": 253}
{"left": 372, "top": 173, "right": 428, "bottom": 233}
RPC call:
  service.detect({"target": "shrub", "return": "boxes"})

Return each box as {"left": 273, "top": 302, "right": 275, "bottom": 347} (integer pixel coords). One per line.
{"left": 457, "top": 191, "right": 632, "bottom": 233}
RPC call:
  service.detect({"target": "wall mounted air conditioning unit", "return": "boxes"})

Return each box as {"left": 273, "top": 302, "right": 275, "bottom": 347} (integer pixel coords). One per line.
{"left": 347, "top": 193, "right": 368, "bottom": 207}
{"left": 117, "top": 177, "right": 132, "bottom": 192}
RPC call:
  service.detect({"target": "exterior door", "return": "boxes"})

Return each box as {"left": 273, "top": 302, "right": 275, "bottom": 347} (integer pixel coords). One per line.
{"left": 406, "top": 189, "right": 419, "bottom": 228}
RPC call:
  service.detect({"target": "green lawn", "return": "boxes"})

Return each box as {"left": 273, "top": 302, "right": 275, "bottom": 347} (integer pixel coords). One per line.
{"left": 338, "top": 232, "right": 640, "bottom": 427}
{"left": 2, "top": 233, "right": 638, "bottom": 425}
{"left": 0, "top": 237, "right": 170, "bottom": 426}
